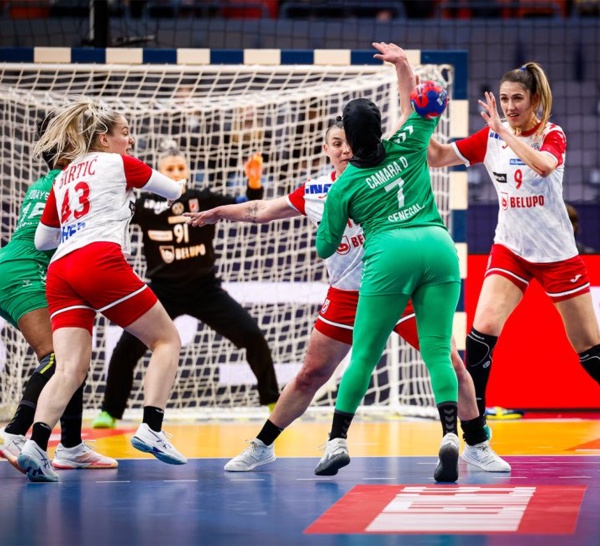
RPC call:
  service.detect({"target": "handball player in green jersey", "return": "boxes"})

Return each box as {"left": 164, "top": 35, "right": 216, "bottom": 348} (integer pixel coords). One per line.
{"left": 315, "top": 42, "right": 462, "bottom": 482}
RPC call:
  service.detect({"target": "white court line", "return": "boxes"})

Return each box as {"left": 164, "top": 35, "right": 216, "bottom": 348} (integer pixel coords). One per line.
{"left": 95, "top": 480, "right": 131, "bottom": 483}
{"left": 228, "top": 478, "right": 265, "bottom": 482}
{"left": 163, "top": 479, "right": 199, "bottom": 482}
{"left": 557, "top": 475, "right": 592, "bottom": 479}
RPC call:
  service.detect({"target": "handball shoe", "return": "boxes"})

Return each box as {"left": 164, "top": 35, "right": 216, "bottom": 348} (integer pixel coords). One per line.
{"left": 92, "top": 411, "right": 117, "bottom": 429}
{"left": 461, "top": 440, "right": 511, "bottom": 472}
{"left": 314, "top": 437, "right": 350, "bottom": 476}
{"left": 53, "top": 442, "right": 118, "bottom": 469}
{"left": 0, "top": 428, "right": 27, "bottom": 473}
{"left": 131, "top": 423, "right": 187, "bottom": 465}
{"left": 224, "top": 439, "right": 276, "bottom": 472}
{"left": 17, "top": 440, "right": 59, "bottom": 482}
{"left": 434, "top": 433, "right": 460, "bottom": 483}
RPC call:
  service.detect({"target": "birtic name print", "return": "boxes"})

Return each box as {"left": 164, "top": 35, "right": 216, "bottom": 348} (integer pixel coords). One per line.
{"left": 366, "top": 157, "right": 408, "bottom": 189}
{"left": 59, "top": 158, "right": 97, "bottom": 187}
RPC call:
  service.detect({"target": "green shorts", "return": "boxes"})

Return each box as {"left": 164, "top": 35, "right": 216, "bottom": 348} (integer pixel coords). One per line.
{"left": 361, "top": 225, "right": 460, "bottom": 297}
{"left": 0, "top": 259, "right": 48, "bottom": 328}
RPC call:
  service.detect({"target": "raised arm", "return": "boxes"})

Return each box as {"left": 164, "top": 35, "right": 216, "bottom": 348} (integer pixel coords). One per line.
{"left": 427, "top": 136, "right": 464, "bottom": 168}
{"left": 185, "top": 196, "right": 299, "bottom": 227}
{"left": 372, "top": 42, "right": 417, "bottom": 132}
{"left": 480, "top": 91, "right": 558, "bottom": 177}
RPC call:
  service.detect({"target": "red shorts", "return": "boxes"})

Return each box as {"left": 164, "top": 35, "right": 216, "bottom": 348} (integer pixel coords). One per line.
{"left": 46, "top": 242, "right": 158, "bottom": 333}
{"left": 314, "top": 286, "right": 419, "bottom": 348}
{"left": 485, "top": 244, "right": 590, "bottom": 303}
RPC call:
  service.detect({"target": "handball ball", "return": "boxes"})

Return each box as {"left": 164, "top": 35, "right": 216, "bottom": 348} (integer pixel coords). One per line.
{"left": 410, "top": 81, "right": 448, "bottom": 119}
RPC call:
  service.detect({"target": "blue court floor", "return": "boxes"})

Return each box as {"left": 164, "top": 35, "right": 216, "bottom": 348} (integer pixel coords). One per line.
{"left": 2, "top": 453, "right": 600, "bottom": 546}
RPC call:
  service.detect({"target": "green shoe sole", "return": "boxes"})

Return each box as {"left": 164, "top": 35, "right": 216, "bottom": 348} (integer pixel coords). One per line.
{"left": 92, "top": 412, "right": 117, "bottom": 429}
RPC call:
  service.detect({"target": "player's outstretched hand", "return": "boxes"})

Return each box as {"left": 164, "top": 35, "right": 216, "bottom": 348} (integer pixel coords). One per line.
{"left": 479, "top": 91, "right": 503, "bottom": 133}
{"left": 184, "top": 208, "right": 220, "bottom": 227}
{"left": 372, "top": 42, "right": 408, "bottom": 66}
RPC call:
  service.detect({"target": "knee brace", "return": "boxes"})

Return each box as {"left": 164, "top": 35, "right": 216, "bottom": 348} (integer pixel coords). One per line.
{"left": 579, "top": 344, "right": 600, "bottom": 385}
{"left": 465, "top": 328, "right": 498, "bottom": 417}
{"left": 21, "top": 352, "right": 56, "bottom": 402}
{"left": 465, "top": 329, "right": 498, "bottom": 369}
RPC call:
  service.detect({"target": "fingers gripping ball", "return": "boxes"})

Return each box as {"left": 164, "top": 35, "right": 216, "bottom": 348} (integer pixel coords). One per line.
{"left": 410, "top": 81, "right": 448, "bottom": 119}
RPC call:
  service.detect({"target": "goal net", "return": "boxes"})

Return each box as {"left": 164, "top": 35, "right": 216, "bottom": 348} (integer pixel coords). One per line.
{"left": 0, "top": 59, "right": 453, "bottom": 421}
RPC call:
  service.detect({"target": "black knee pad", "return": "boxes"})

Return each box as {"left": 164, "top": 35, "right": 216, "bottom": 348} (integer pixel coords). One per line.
{"left": 465, "top": 328, "right": 498, "bottom": 369}
{"left": 35, "top": 352, "right": 56, "bottom": 377}
{"left": 579, "top": 344, "right": 600, "bottom": 384}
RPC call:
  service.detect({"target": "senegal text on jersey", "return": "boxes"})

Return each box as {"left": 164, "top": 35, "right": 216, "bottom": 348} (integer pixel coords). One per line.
{"left": 388, "top": 203, "right": 423, "bottom": 223}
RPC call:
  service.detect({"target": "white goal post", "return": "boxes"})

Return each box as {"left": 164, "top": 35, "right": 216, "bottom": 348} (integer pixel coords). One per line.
{"left": 0, "top": 49, "right": 462, "bottom": 421}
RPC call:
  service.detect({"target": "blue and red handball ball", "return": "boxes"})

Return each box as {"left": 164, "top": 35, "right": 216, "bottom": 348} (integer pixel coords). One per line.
{"left": 410, "top": 81, "right": 448, "bottom": 119}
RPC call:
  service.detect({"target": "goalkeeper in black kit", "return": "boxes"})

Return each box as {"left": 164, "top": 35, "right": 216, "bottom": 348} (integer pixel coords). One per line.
{"left": 93, "top": 146, "right": 280, "bottom": 428}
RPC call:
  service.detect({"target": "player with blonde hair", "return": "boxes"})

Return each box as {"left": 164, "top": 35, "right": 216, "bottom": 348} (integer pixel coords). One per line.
{"left": 18, "top": 98, "right": 187, "bottom": 482}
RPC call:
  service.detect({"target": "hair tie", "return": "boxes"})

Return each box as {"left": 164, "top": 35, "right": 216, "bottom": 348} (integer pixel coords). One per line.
{"left": 519, "top": 66, "right": 527, "bottom": 71}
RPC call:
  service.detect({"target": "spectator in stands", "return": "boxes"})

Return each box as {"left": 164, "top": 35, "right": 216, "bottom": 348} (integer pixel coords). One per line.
{"left": 566, "top": 203, "right": 597, "bottom": 254}
{"left": 404, "top": 0, "right": 437, "bottom": 18}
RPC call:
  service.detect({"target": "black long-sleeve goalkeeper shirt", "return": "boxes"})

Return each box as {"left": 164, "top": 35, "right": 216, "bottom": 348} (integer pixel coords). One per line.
{"left": 133, "top": 185, "right": 263, "bottom": 284}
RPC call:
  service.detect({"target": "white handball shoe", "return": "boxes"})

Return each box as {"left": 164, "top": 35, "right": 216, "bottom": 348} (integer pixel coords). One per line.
{"left": 314, "top": 437, "right": 350, "bottom": 476}
{"left": 0, "top": 428, "right": 27, "bottom": 473}
{"left": 53, "top": 442, "right": 118, "bottom": 470}
{"left": 434, "top": 433, "right": 460, "bottom": 483}
{"left": 461, "top": 440, "right": 511, "bottom": 472}
{"left": 131, "top": 423, "right": 187, "bottom": 465}
{"left": 224, "top": 439, "right": 276, "bottom": 472}
{"left": 17, "top": 440, "right": 59, "bottom": 482}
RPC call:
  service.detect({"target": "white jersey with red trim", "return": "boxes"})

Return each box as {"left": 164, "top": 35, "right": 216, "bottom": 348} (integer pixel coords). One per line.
{"left": 453, "top": 121, "right": 576, "bottom": 263}
{"left": 41, "top": 152, "right": 153, "bottom": 262}
{"left": 286, "top": 170, "right": 364, "bottom": 290}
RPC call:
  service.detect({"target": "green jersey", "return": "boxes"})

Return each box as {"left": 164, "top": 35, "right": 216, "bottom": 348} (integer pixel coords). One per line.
{"left": 316, "top": 113, "right": 444, "bottom": 258}
{"left": 0, "top": 169, "right": 59, "bottom": 266}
